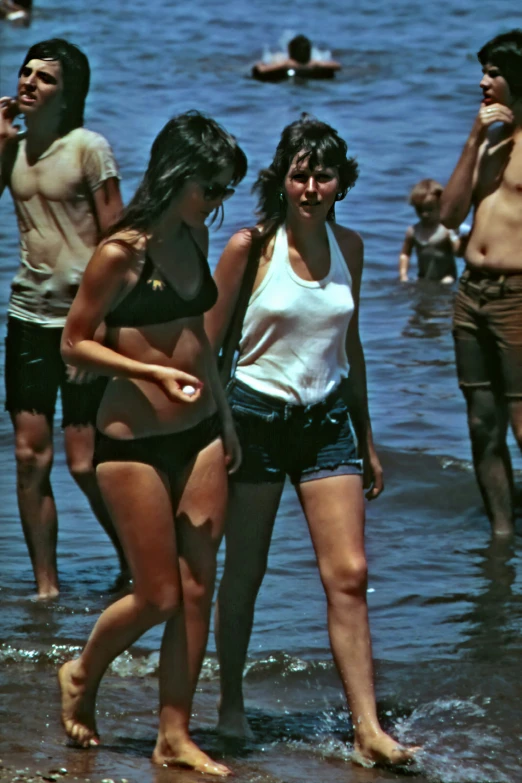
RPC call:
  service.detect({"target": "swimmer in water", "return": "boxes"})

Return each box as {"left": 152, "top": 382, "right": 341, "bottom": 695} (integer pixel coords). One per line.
{"left": 399, "top": 179, "right": 460, "bottom": 283}
{"left": 0, "top": 0, "right": 31, "bottom": 25}
{"left": 252, "top": 34, "right": 341, "bottom": 82}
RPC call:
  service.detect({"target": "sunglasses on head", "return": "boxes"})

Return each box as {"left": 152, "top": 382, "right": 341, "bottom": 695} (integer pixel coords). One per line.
{"left": 202, "top": 182, "right": 235, "bottom": 202}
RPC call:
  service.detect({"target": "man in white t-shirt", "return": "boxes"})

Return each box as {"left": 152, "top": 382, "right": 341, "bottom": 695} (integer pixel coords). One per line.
{"left": 0, "top": 38, "right": 127, "bottom": 598}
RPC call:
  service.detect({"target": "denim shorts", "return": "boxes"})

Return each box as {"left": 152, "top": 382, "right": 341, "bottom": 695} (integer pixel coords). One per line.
{"left": 4, "top": 316, "right": 108, "bottom": 427}
{"left": 228, "top": 378, "right": 363, "bottom": 485}
{"left": 453, "top": 269, "right": 522, "bottom": 398}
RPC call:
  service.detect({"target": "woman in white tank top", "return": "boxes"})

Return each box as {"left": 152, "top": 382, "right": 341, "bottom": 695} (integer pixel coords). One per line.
{"left": 206, "top": 117, "right": 418, "bottom": 767}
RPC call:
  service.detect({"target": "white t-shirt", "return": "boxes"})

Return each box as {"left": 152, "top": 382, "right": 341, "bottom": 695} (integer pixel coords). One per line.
{"left": 5, "top": 127, "right": 119, "bottom": 327}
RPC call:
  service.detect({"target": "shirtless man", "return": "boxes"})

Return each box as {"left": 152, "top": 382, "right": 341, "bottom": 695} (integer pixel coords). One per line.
{"left": 441, "top": 29, "right": 522, "bottom": 537}
{"left": 0, "top": 38, "right": 126, "bottom": 597}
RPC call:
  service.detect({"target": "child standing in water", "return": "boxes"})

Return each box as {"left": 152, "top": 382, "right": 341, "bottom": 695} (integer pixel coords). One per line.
{"left": 399, "top": 179, "right": 460, "bottom": 283}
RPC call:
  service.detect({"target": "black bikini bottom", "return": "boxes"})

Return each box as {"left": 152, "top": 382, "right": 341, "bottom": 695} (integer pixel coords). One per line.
{"left": 94, "top": 413, "right": 222, "bottom": 475}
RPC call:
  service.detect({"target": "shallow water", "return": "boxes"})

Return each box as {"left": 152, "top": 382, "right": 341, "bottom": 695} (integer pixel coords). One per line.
{"left": 1, "top": 1, "right": 522, "bottom": 781}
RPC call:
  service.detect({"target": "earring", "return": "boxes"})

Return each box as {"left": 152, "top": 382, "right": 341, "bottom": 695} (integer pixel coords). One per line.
{"left": 279, "top": 192, "right": 285, "bottom": 204}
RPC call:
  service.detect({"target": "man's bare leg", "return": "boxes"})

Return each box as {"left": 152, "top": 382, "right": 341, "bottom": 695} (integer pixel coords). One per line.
{"left": 215, "top": 482, "right": 284, "bottom": 739}
{"left": 298, "top": 474, "right": 419, "bottom": 767}
{"left": 465, "top": 388, "right": 514, "bottom": 537}
{"left": 64, "top": 424, "right": 129, "bottom": 582}
{"left": 11, "top": 411, "right": 59, "bottom": 599}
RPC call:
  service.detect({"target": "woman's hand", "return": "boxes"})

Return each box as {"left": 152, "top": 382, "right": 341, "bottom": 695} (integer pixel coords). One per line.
{"left": 363, "top": 447, "right": 384, "bottom": 500}
{"left": 151, "top": 366, "right": 204, "bottom": 404}
{"left": 222, "top": 417, "right": 242, "bottom": 474}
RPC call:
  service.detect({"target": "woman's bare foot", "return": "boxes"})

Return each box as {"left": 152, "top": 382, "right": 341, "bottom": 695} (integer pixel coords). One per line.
{"left": 58, "top": 660, "right": 99, "bottom": 748}
{"left": 217, "top": 705, "right": 255, "bottom": 741}
{"left": 153, "top": 733, "right": 232, "bottom": 776}
{"left": 353, "top": 730, "right": 420, "bottom": 769}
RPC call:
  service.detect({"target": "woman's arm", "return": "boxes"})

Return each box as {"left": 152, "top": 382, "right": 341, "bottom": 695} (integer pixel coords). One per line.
{"left": 61, "top": 241, "right": 201, "bottom": 403}
{"left": 338, "top": 228, "right": 383, "bottom": 499}
{"left": 198, "top": 323, "right": 241, "bottom": 473}
{"left": 204, "top": 228, "right": 253, "bottom": 352}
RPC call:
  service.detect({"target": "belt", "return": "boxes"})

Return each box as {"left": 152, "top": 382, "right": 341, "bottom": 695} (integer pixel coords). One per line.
{"left": 462, "top": 266, "right": 505, "bottom": 283}
{"left": 462, "top": 265, "right": 522, "bottom": 283}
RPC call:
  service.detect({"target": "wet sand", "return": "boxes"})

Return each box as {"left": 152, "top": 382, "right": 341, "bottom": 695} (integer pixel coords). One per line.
{"left": 0, "top": 668, "right": 427, "bottom": 783}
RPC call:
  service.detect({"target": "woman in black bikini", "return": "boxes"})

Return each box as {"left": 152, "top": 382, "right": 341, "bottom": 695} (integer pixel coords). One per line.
{"left": 58, "top": 111, "right": 246, "bottom": 777}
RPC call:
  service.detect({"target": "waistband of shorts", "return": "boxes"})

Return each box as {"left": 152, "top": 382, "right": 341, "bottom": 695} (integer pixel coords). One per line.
{"left": 461, "top": 266, "right": 522, "bottom": 284}
{"left": 228, "top": 377, "right": 346, "bottom": 417}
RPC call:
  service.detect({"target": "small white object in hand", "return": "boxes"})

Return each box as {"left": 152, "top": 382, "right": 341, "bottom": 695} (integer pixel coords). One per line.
{"left": 182, "top": 385, "right": 197, "bottom": 396}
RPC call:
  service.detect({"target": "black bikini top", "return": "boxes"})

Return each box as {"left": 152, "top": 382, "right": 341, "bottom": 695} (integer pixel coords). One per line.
{"left": 105, "top": 232, "right": 218, "bottom": 329}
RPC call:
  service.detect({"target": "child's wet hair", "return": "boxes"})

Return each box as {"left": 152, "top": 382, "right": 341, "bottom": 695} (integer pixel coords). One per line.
{"left": 409, "top": 178, "right": 443, "bottom": 209}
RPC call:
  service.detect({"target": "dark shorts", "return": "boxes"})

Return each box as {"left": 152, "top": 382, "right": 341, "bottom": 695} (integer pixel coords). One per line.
{"left": 94, "top": 413, "right": 222, "bottom": 475}
{"left": 4, "top": 316, "right": 108, "bottom": 428}
{"left": 228, "top": 378, "right": 363, "bottom": 485}
{"left": 452, "top": 268, "right": 522, "bottom": 398}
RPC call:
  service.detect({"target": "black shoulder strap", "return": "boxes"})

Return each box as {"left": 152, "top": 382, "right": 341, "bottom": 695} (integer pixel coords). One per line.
{"left": 218, "top": 228, "right": 262, "bottom": 384}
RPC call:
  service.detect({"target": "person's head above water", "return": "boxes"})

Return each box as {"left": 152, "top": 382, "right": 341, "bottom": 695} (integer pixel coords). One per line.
{"left": 477, "top": 29, "right": 522, "bottom": 101}
{"left": 111, "top": 110, "right": 247, "bottom": 234}
{"left": 409, "top": 178, "right": 443, "bottom": 223}
{"left": 19, "top": 38, "right": 90, "bottom": 135}
{"left": 253, "top": 113, "right": 358, "bottom": 228}
{"left": 409, "top": 178, "right": 443, "bottom": 207}
{"left": 288, "top": 35, "right": 312, "bottom": 65}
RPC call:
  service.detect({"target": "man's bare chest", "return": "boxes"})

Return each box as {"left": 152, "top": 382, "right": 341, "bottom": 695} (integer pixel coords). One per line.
{"left": 11, "top": 146, "right": 87, "bottom": 203}
{"left": 480, "top": 135, "right": 522, "bottom": 198}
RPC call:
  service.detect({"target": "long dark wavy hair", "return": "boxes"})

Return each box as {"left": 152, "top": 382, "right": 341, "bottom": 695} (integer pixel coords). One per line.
{"left": 253, "top": 114, "right": 358, "bottom": 250}
{"left": 110, "top": 110, "right": 247, "bottom": 236}
{"left": 20, "top": 39, "right": 90, "bottom": 135}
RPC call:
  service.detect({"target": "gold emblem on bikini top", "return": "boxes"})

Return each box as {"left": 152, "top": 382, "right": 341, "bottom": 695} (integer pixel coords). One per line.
{"left": 147, "top": 275, "right": 166, "bottom": 292}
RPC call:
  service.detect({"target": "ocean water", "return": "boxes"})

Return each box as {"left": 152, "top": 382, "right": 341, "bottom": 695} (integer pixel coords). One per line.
{"left": 1, "top": 1, "right": 522, "bottom": 781}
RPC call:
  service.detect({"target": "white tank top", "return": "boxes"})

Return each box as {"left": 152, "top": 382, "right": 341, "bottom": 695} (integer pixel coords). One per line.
{"left": 235, "top": 222, "right": 355, "bottom": 405}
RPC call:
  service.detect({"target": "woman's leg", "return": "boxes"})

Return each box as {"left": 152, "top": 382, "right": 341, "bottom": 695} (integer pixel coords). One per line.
{"left": 297, "top": 474, "right": 417, "bottom": 766}
{"left": 59, "top": 461, "right": 182, "bottom": 748}
{"left": 154, "top": 437, "right": 231, "bottom": 775}
{"left": 215, "top": 481, "right": 284, "bottom": 738}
